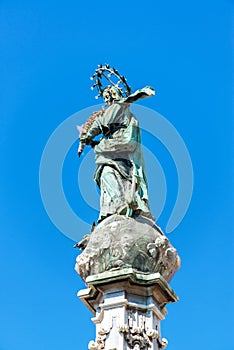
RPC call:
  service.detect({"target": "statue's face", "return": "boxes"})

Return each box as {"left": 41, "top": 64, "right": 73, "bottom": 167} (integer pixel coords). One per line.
{"left": 103, "top": 86, "right": 122, "bottom": 105}
{"left": 110, "top": 86, "right": 122, "bottom": 100}
{"left": 103, "top": 89, "right": 113, "bottom": 106}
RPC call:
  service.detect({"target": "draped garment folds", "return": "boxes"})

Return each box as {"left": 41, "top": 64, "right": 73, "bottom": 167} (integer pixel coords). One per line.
{"left": 83, "top": 86, "right": 155, "bottom": 222}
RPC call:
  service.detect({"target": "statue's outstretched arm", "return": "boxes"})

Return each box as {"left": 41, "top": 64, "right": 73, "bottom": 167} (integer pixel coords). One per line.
{"left": 124, "top": 86, "right": 155, "bottom": 104}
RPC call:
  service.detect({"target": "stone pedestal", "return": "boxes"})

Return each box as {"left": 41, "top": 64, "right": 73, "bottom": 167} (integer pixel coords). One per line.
{"left": 75, "top": 215, "right": 180, "bottom": 349}
{"left": 78, "top": 269, "right": 178, "bottom": 350}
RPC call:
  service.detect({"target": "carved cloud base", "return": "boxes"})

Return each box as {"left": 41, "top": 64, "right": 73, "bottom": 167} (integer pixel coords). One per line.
{"left": 75, "top": 214, "right": 180, "bottom": 283}
{"left": 78, "top": 268, "right": 178, "bottom": 350}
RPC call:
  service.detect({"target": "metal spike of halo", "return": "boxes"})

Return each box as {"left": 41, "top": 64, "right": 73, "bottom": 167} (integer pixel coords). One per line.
{"left": 90, "top": 64, "right": 132, "bottom": 99}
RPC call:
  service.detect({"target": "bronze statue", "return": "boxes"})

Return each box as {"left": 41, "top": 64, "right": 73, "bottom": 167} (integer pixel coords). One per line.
{"left": 75, "top": 67, "right": 181, "bottom": 350}
{"left": 77, "top": 64, "right": 155, "bottom": 223}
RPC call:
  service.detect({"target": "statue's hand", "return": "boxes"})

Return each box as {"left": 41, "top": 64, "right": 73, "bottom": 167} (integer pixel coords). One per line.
{"left": 78, "top": 138, "right": 99, "bottom": 156}
{"left": 89, "top": 140, "right": 100, "bottom": 148}
{"left": 78, "top": 140, "right": 86, "bottom": 157}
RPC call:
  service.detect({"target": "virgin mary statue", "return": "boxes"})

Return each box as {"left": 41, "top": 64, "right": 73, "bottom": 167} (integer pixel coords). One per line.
{"left": 78, "top": 72, "right": 155, "bottom": 223}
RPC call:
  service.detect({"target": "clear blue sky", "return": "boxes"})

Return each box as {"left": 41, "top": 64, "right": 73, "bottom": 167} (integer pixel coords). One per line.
{"left": 0, "top": 1, "right": 233, "bottom": 349}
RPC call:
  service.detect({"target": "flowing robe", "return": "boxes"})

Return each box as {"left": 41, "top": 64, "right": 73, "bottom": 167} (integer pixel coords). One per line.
{"left": 83, "top": 87, "right": 155, "bottom": 221}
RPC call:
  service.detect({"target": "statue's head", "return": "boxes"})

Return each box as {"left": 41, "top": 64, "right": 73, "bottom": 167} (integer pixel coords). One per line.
{"left": 103, "top": 86, "right": 123, "bottom": 105}
{"left": 90, "top": 64, "right": 131, "bottom": 101}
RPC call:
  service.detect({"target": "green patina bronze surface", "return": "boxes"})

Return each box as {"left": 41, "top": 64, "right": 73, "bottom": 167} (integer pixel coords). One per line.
{"left": 80, "top": 86, "right": 155, "bottom": 222}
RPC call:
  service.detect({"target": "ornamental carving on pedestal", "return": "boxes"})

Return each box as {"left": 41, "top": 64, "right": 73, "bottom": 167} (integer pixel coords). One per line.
{"left": 119, "top": 325, "right": 168, "bottom": 349}
{"left": 119, "top": 323, "right": 158, "bottom": 349}
{"left": 88, "top": 327, "right": 110, "bottom": 350}
{"left": 118, "top": 311, "right": 168, "bottom": 350}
